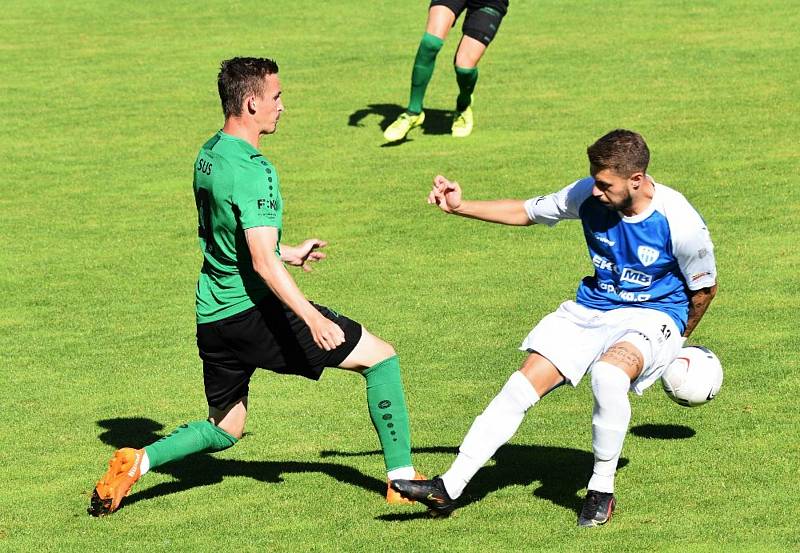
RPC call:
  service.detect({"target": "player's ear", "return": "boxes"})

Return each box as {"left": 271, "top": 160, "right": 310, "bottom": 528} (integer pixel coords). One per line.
{"left": 629, "top": 171, "right": 645, "bottom": 189}
{"left": 246, "top": 96, "right": 257, "bottom": 114}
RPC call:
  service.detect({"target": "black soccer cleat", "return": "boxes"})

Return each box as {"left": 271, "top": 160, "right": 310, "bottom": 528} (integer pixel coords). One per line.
{"left": 578, "top": 490, "right": 616, "bottom": 527}
{"left": 390, "top": 476, "right": 457, "bottom": 517}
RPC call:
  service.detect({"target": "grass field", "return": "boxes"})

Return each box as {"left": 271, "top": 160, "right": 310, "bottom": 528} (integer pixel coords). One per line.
{"left": 2, "top": 0, "right": 799, "bottom": 551}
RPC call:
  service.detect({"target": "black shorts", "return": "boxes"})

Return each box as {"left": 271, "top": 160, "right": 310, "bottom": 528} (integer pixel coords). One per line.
{"left": 431, "top": 0, "right": 509, "bottom": 46}
{"left": 197, "top": 295, "right": 363, "bottom": 410}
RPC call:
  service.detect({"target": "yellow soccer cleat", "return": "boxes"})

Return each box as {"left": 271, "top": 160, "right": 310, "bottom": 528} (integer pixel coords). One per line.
{"left": 88, "top": 447, "right": 144, "bottom": 516}
{"left": 386, "top": 471, "right": 426, "bottom": 505}
{"left": 383, "top": 111, "right": 425, "bottom": 142}
{"left": 451, "top": 106, "right": 474, "bottom": 138}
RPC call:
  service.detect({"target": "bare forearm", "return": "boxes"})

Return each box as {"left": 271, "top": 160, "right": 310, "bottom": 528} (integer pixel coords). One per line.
{"left": 684, "top": 284, "right": 718, "bottom": 338}
{"left": 255, "top": 257, "right": 318, "bottom": 323}
{"left": 452, "top": 199, "right": 532, "bottom": 226}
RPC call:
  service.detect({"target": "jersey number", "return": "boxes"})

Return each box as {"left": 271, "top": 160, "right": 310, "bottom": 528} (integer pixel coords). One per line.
{"left": 660, "top": 324, "right": 672, "bottom": 340}
{"left": 195, "top": 187, "right": 215, "bottom": 253}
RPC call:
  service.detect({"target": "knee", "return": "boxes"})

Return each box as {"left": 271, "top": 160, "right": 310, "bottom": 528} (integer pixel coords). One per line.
{"left": 454, "top": 50, "right": 478, "bottom": 68}
{"left": 209, "top": 399, "right": 247, "bottom": 439}
{"left": 591, "top": 362, "right": 630, "bottom": 405}
{"left": 217, "top": 420, "right": 245, "bottom": 440}
{"left": 419, "top": 32, "right": 445, "bottom": 59}
{"left": 375, "top": 337, "right": 396, "bottom": 361}
{"left": 359, "top": 328, "right": 396, "bottom": 362}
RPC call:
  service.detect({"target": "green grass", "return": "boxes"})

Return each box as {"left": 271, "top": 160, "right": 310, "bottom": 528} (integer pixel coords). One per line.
{"left": 1, "top": 0, "right": 798, "bottom": 551}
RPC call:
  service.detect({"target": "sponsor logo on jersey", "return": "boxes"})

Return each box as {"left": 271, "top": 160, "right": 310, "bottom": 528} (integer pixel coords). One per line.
{"left": 594, "top": 234, "right": 616, "bottom": 247}
{"left": 637, "top": 246, "right": 660, "bottom": 266}
{"left": 691, "top": 271, "right": 712, "bottom": 282}
{"left": 618, "top": 291, "right": 651, "bottom": 302}
{"left": 257, "top": 198, "right": 279, "bottom": 211}
{"left": 592, "top": 253, "right": 618, "bottom": 273}
{"left": 620, "top": 267, "right": 653, "bottom": 287}
{"left": 596, "top": 280, "right": 651, "bottom": 302}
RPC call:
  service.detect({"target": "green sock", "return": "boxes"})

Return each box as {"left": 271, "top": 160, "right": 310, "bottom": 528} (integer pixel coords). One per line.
{"left": 362, "top": 355, "right": 412, "bottom": 472}
{"left": 455, "top": 66, "right": 478, "bottom": 112}
{"left": 408, "top": 32, "right": 444, "bottom": 114}
{"left": 144, "top": 420, "right": 237, "bottom": 469}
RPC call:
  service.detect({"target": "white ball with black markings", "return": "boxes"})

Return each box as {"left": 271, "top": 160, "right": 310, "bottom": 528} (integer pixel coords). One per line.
{"left": 661, "top": 346, "right": 723, "bottom": 407}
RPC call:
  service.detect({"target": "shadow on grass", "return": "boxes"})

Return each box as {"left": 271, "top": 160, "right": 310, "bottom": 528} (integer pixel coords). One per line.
{"left": 321, "top": 445, "right": 628, "bottom": 522}
{"left": 629, "top": 423, "right": 696, "bottom": 440}
{"left": 94, "top": 417, "right": 386, "bottom": 513}
{"left": 348, "top": 103, "right": 453, "bottom": 147}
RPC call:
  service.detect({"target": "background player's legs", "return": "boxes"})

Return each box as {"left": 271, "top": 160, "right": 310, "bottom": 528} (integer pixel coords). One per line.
{"left": 338, "top": 329, "right": 418, "bottom": 481}
{"left": 440, "top": 352, "right": 565, "bottom": 499}
{"left": 451, "top": 5, "right": 503, "bottom": 137}
{"left": 453, "top": 35, "right": 486, "bottom": 110}
{"left": 408, "top": 6, "right": 457, "bottom": 114}
{"left": 384, "top": 5, "right": 457, "bottom": 141}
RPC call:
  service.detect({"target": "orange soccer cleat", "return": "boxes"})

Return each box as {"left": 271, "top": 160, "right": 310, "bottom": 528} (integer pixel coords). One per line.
{"left": 88, "top": 448, "right": 144, "bottom": 516}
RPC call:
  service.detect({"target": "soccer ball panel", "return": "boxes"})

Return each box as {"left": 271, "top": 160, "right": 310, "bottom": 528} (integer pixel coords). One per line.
{"left": 661, "top": 346, "right": 723, "bottom": 407}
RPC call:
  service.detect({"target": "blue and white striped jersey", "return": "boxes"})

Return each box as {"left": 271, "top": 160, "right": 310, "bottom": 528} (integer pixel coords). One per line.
{"left": 524, "top": 177, "right": 717, "bottom": 333}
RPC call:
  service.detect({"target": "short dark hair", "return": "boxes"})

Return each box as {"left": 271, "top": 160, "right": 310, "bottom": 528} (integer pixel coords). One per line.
{"left": 217, "top": 57, "right": 279, "bottom": 118}
{"left": 587, "top": 129, "right": 650, "bottom": 177}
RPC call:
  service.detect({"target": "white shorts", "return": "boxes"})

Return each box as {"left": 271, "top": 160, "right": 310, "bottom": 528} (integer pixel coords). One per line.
{"left": 519, "top": 301, "right": 683, "bottom": 395}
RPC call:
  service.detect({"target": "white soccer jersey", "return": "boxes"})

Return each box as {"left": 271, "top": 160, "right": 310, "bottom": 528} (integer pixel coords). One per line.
{"left": 524, "top": 177, "right": 717, "bottom": 332}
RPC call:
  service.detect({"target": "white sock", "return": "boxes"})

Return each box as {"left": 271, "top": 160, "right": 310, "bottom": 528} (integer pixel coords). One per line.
{"left": 139, "top": 449, "right": 151, "bottom": 476}
{"left": 587, "top": 361, "right": 631, "bottom": 493}
{"left": 387, "top": 466, "right": 415, "bottom": 481}
{"left": 442, "top": 371, "right": 540, "bottom": 499}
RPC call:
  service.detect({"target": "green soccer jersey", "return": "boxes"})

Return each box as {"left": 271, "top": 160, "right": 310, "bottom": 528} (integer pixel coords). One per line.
{"left": 193, "top": 130, "right": 283, "bottom": 323}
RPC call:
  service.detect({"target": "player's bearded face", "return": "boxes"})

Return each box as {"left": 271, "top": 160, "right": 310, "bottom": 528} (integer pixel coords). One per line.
{"left": 591, "top": 168, "right": 634, "bottom": 212}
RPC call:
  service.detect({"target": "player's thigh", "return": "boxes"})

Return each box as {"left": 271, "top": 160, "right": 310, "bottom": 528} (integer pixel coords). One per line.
{"left": 251, "top": 299, "right": 364, "bottom": 378}
{"left": 338, "top": 329, "right": 395, "bottom": 371}
{"left": 520, "top": 300, "right": 608, "bottom": 388}
{"left": 597, "top": 340, "right": 645, "bottom": 380}
{"left": 600, "top": 308, "right": 683, "bottom": 395}
{"left": 427, "top": 2, "right": 462, "bottom": 38}
{"left": 198, "top": 317, "right": 258, "bottom": 418}
{"left": 457, "top": 2, "right": 506, "bottom": 59}
{"left": 208, "top": 396, "right": 248, "bottom": 439}
{"left": 518, "top": 352, "right": 567, "bottom": 398}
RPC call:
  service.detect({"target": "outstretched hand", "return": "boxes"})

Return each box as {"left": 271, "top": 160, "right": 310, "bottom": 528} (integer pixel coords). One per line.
{"left": 284, "top": 239, "right": 328, "bottom": 272}
{"left": 427, "top": 175, "right": 462, "bottom": 213}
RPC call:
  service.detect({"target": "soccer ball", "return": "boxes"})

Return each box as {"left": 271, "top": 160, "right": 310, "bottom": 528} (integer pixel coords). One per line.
{"left": 661, "top": 346, "right": 723, "bottom": 407}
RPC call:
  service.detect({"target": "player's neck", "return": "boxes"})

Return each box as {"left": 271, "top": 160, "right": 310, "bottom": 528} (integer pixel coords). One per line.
{"left": 222, "top": 118, "right": 261, "bottom": 149}
{"left": 620, "top": 177, "right": 655, "bottom": 217}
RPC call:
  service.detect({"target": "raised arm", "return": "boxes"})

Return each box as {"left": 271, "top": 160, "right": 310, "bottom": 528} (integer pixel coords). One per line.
{"left": 245, "top": 226, "right": 344, "bottom": 350}
{"left": 428, "top": 175, "right": 533, "bottom": 226}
